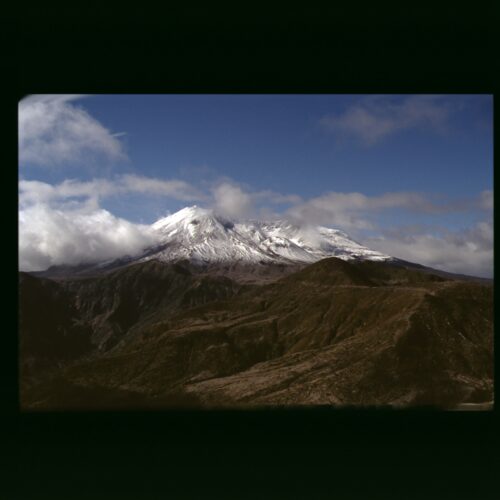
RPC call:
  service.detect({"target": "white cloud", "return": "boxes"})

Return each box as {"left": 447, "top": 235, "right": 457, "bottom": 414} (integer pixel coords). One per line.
{"left": 320, "top": 95, "right": 451, "bottom": 145}
{"left": 18, "top": 174, "right": 206, "bottom": 271}
{"left": 210, "top": 181, "right": 303, "bottom": 219}
{"left": 253, "top": 190, "right": 303, "bottom": 205}
{"left": 19, "top": 203, "right": 160, "bottom": 271}
{"left": 364, "top": 221, "right": 493, "bottom": 278}
{"left": 120, "top": 174, "right": 204, "bottom": 202}
{"left": 285, "top": 190, "right": 456, "bottom": 231}
{"left": 19, "top": 175, "right": 204, "bottom": 208}
{"left": 19, "top": 94, "right": 127, "bottom": 166}
{"left": 19, "top": 178, "right": 114, "bottom": 207}
{"left": 479, "top": 190, "right": 493, "bottom": 210}
{"left": 18, "top": 172, "right": 493, "bottom": 278}
{"left": 205, "top": 178, "right": 490, "bottom": 230}
{"left": 211, "top": 182, "right": 254, "bottom": 219}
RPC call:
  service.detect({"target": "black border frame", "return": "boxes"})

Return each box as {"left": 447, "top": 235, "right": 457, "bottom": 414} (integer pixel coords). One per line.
{"left": 7, "top": 5, "right": 497, "bottom": 499}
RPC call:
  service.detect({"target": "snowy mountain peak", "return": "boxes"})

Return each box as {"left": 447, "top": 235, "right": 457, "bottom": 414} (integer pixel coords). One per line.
{"left": 139, "top": 206, "right": 392, "bottom": 266}
{"left": 151, "top": 206, "right": 236, "bottom": 243}
{"left": 152, "top": 205, "right": 213, "bottom": 229}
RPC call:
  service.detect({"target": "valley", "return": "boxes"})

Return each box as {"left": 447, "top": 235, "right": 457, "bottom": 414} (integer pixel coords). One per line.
{"left": 19, "top": 256, "right": 493, "bottom": 410}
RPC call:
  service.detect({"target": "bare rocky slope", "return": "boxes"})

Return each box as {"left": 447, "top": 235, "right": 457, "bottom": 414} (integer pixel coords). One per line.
{"left": 19, "top": 257, "right": 493, "bottom": 410}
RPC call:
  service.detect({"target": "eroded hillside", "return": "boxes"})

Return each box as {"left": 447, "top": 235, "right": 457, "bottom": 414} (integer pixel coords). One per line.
{"left": 19, "top": 258, "right": 493, "bottom": 410}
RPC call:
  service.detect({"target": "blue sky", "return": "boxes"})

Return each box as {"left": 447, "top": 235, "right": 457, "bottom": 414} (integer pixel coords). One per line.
{"left": 18, "top": 94, "right": 493, "bottom": 277}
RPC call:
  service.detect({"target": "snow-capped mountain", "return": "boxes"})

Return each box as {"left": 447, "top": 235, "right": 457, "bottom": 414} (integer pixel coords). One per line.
{"left": 135, "top": 206, "right": 391, "bottom": 266}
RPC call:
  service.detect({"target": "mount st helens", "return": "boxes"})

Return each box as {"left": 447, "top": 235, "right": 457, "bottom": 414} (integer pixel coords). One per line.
{"left": 19, "top": 207, "right": 493, "bottom": 409}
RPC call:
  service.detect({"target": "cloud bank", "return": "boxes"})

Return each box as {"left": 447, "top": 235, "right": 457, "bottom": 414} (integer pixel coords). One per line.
{"left": 284, "top": 190, "right": 481, "bottom": 231}
{"left": 19, "top": 203, "right": 160, "bottom": 272}
{"left": 19, "top": 175, "right": 205, "bottom": 208}
{"left": 19, "top": 95, "right": 127, "bottom": 166}
{"left": 320, "top": 95, "right": 451, "bottom": 145}
{"left": 18, "top": 174, "right": 205, "bottom": 271}
{"left": 364, "top": 220, "right": 493, "bottom": 278}
{"left": 18, "top": 175, "right": 493, "bottom": 278}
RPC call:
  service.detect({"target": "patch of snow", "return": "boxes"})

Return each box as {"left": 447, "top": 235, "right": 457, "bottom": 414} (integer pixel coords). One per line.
{"left": 135, "top": 206, "right": 392, "bottom": 266}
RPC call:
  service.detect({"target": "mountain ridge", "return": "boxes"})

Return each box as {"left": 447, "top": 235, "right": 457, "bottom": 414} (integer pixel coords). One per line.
{"left": 19, "top": 257, "right": 493, "bottom": 409}
{"left": 145, "top": 205, "right": 392, "bottom": 264}
{"left": 29, "top": 206, "right": 394, "bottom": 280}
{"left": 29, "top": 205, "right": 491, "bottom": 284}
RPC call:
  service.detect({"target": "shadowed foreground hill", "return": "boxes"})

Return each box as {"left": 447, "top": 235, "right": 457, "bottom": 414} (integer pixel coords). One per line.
{"left": 19, "top": 258, "right": 493, "bottom": 410}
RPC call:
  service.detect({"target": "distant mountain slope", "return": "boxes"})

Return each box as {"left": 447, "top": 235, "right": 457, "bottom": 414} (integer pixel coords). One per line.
{"left": 31, "top": 206, "right": 491, "bottom": 286}
{"left": 20, "top": 257, "right": 493, "bottom": 410}
{"left": 32, "top": 206, "right": 392, "bottom": 281}
{"left": 146, "top": 206, "right": 391, "bottom": 265}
